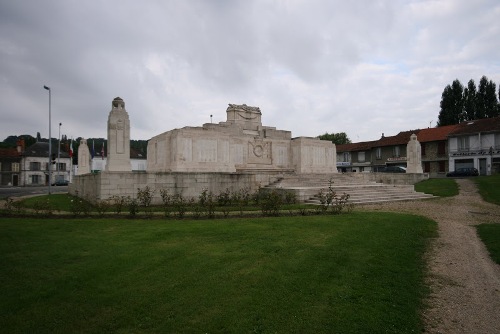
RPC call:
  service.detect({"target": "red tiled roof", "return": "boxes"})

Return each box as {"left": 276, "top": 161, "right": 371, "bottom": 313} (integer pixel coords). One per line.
{"left": 376, "top": 130, "right": 419, "bottom": 147}
{"left": 0, "top": 148, "right": 20, "bottom": 158}
{"left": 415, "top": 124, "right": 460, "bottom": 142}
{"left": 336, "top": 141, "right": 377, "bottom": 153}
{"left": 449, "top": 116, "right": 500, "bottom": 136}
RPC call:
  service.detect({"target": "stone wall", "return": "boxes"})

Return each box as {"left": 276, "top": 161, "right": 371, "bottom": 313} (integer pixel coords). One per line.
{"left": 69, "top": 171, "right": 284, "bottom": 204}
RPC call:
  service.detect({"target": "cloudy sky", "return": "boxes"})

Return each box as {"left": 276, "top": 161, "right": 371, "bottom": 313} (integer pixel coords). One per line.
{"left": 1, "top": 0, "right": 499, "bottom": 143}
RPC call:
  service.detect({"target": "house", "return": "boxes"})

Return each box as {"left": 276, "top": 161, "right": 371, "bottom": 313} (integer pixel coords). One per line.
{"left": 448, "top": 116, "right": 500, "bottom": 175}
{"left": 336, "top": 131, "right": 417, "bottom": 173}
{"left": 0, "top": 141, "right": 22, "bottom": 186}
{"left": 414, "top": 124, "right": 459, "bottom": 177}
{"left": 22, "top": 141, "right": 72, "bottom": 186}
{"left": 335, "top": 124, "right": 464, "bottom": 177}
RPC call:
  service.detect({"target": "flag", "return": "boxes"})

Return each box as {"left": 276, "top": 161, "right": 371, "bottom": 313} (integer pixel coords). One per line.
{"left": 101, "top": 142, "right": 105, "bottom": 160}
{"left": 69, "top": 139, "right": 73, "bottom": 157}
{"left": 91, "top": 140, "right": 95, "bottom": 159}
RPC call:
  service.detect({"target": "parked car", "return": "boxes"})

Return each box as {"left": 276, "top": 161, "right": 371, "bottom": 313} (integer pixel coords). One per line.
{"left": 380, "top": 166, "right": 407, "bottom": 173}
{"left": 446, "top": 168, "right": 479, "bottom": 177}
{"left": 52, "top": 180, "right": 70, "bottom": 186}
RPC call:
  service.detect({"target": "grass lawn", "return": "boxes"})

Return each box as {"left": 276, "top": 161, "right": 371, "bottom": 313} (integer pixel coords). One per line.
{"left": 0, "top": 213, "right": 436, "bottom": 333}
{"left": 476, "top": 224, "right": 500, "bottom": 265}
{"left": 414, "top": 178, "right": 459, "bottom": 197}
{"left": 475, "top": 174, "right": 500, "bottom": 205}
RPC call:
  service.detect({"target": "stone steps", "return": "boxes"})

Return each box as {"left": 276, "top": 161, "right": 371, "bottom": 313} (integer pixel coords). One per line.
{"left": 264, "top": 173, "right": 434, "bottom": 205}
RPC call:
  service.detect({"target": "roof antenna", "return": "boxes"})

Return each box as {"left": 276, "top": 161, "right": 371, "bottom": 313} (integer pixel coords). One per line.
{"left": 429, "top": 120, "right": 432, "bottom": 128}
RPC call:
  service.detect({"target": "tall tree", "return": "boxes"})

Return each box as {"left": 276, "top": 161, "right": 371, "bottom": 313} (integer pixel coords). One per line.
{"left": 475, "top": 76, "right": 499, "bottom": 119}
{"left": 437, "top": 79, "right": 464, "bottom": 126}
{"left": 463, "top": 79, "right": 477, "bottom": 121}
{"left": 318, "top": 132, "right": 351, "bottom": 144}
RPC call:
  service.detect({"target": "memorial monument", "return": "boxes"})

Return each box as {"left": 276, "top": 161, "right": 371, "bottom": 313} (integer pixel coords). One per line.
{"left": 147, "top": 103, "right": 337, "bottom": 174}
{"left": 76, "top": 138, "right": 91, "bottom": 175}
{"left": 105, "top": 97, "right": 131, "bottom": 172}
{"left": 406, "top": 133, "right": 423, "bottom": 173}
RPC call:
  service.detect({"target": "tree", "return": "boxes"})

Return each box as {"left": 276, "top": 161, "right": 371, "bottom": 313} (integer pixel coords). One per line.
{"left": 463, "top": 79, "right": 477, "bottom": 121}
{"left": 318, "top": 132, "right": 351, "bottom": 145}
{"left": 437, "top": 79, "right": 464, "bottom": 126}
{"left": 475, "top": 76, "right": 499, "bottom": 119}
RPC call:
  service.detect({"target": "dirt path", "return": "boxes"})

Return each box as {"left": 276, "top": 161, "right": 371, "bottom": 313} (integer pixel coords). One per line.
{"left": 361, "top": 178, "right": 500, "bottom": 333}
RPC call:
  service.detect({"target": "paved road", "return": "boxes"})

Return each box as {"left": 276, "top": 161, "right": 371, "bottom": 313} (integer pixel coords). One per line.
{"left": 0, "top": 186, "right": 68, "bottom": 199}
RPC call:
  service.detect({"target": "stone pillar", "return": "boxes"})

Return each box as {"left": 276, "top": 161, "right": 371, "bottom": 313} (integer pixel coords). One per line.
{"left": 105, "top": 97, "right": 131, "bottom": 172}
{"left": 406, "top": 133, "right": 423, "bottom": 173}
{"left": 77, "top": 138, "right": 91, "bottom": 175}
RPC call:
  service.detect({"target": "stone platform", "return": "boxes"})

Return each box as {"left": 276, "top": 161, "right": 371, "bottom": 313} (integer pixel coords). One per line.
{"left": 264, "top": 173, "right": 434, "bottom": 204}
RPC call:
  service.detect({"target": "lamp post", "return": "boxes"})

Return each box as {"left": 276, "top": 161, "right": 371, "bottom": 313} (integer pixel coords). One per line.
{"left": 44, "top": 85, "right": 52, "bottom": 195}
{"left": 58, "top": 122, "right": 62, "bottom": 178}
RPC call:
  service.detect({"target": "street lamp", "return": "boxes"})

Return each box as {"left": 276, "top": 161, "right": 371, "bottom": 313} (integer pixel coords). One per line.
{"left": 58, "top": 122, "right": 62, "bottom": 177}
{"left": 44, "top": 85, "right": 52, "bottom": 195}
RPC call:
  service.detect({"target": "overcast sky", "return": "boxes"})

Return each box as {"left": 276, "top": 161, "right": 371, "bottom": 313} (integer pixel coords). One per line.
{"left": 1, "top": 0, "right": 499, "bottom": 143}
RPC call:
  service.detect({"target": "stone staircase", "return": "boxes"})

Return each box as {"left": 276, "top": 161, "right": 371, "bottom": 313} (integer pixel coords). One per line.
{"left": 264, "top": 173, "right": 435, "bottom": 205}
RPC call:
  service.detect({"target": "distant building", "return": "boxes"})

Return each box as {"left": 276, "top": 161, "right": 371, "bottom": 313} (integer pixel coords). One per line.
{"left": 0, "top": 141, "right": 22, "bottom": 186}
{"left": 448, "top": 117, "right": 500, "bottom": 175}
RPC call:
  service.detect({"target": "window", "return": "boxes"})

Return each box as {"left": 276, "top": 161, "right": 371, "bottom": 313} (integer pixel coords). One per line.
{"left": 458, "top": 136, "right": 469, "bottom": 151}
{"left": 12, "top": 163, "right": 20, "bottom": 172}
{"left": 30, "top": 162, "right": 41, "bottom": 171}
{"left": 438, "top": 142, "right": 446, "bottom": 155}
{"left": 424, "top": 162, "right": 430, "bottom": 173}
{"left": 57, "top": 163, "right": 66, "bottom": 171}
{"left": 393, "top": 146, "right": 401, "bottom": 157}
{"left": 495, "top": 133, "right": 500, "bottom": 149}
{"left": 357, "top": 151, "right": 365, "bottom": 162}
{"left": 343, "top": 152, "right": 350, "bottom": 162}
{"left": 31, "top": 175, "right": 40, "bottom": 184}
{"left": 376, "top": 147, "right": 382, "bottom": 159}
{"left": 421, "top": 143, "right": 426, "bottom": 156}
{"left": 438, "top": 161, "right": 445, "bottom": 172}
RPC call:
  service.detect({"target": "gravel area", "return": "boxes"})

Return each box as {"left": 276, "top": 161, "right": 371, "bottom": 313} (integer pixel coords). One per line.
{"left": 359, "top": 178, "right": 500, "bottom": 334}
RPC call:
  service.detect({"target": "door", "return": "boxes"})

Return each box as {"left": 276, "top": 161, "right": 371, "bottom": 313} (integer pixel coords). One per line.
{"left": 12, "top": 174, "right": 18, "bottom": 186}
{"left": 479, "top": 158, "right": 487, "bottom": 175}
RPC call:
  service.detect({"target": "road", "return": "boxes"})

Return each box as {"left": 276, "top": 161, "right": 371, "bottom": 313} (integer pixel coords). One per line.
{"left": 0, "top": 186, "right": 68, "bottom": 199}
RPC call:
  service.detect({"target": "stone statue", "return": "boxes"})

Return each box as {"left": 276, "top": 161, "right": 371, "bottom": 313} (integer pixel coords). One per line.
{"left": 105, "top": 97, "right": 132, "bottom": 172}
{"left": 77, "top": 138, "right": 91, "bottom": 175}
{"left": 406, "top": 134, "right": 423, "bottom": 173}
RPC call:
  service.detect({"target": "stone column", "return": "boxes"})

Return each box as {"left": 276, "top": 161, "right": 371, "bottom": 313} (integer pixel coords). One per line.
{"left": 406, "top": 133, "right": 423, "bottom": 173}
{"left": 77, "top": 138, "right": 91, "bottom": 175}
{"left": 105, "top": 97, "right": 131, "bottom": 172}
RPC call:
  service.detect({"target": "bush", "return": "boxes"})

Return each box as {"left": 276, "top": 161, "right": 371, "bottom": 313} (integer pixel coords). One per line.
{"left": 110, "top": 195, "right": 128, "bottom": 214}
{"left": 137, "top": 186, "right": 155, "bottom": 218}
{"left": 159, "top": 189, "right": 172, "bottom": 218}
{"left": 259, "top": 190, "right": 282, "bottom": 216}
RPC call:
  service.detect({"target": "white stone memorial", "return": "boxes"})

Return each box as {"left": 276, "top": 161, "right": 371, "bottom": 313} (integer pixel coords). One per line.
{"left": 147, "top": 103, "right": 337, "bottom": 174}
{"left": 105, "top": 97, "right": 132, "bottom": 172}
{"left": 406, "top": 133, "right": 423, "bottom": 173}
{"left": 77, "top": 138, "right": 91, "bottom": 175}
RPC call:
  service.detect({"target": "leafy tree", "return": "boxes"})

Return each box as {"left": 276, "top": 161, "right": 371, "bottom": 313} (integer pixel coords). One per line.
{"left": 437, "top": 79, "right": 464, "bottom": 126}
{"left": 318, "top": 132, "right": 351, "bottom": 145}
{"left": 463, "top": 79, "right": 477, "bottom": 121}
{"left": 475, "top": 76, "right": 498, "bottom": 119}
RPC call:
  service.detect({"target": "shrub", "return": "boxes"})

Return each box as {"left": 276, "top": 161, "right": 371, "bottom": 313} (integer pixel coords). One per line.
{"left": 137, "top": 186, "right": 155, "bottom": 217}
{"left": 259, "top": 190, "right": 282, "bottom": 216}
{"left": 127, "top": 197, "right": 139, "bottom": 217}
{"left": 159, "top": 189, "right": 172, "bottom": 218}
{"left": 110, "top": 195, "right": 128, "bottom": 214}
{"left": 172, "top": 194, "right": 187, "bottom": 218}
{"left": 94, "top": 199, "right": 111, "bottom": 217}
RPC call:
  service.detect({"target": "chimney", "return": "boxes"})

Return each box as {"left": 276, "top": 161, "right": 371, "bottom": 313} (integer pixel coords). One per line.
{"left": 381, "top": 133, "right": 385, "bottom": 138}
{"left": 16, "top": 139, "right": 25, "bottom": 153}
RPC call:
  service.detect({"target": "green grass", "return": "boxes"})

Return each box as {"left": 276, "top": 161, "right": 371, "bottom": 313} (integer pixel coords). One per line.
{"left": 476, "top": 224, "right": 500, "bottom": 265}
{"left": 0, "top": 213, "right": 436, "bottom": 333}
{"left": 475, "top": 174, "right": 500, "bottom": 205}
{"left": 414, "top": 178, "right": 459, "bottom": 197}
{"left": 19, "top": 193, "right": 77, "bottom": 211}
